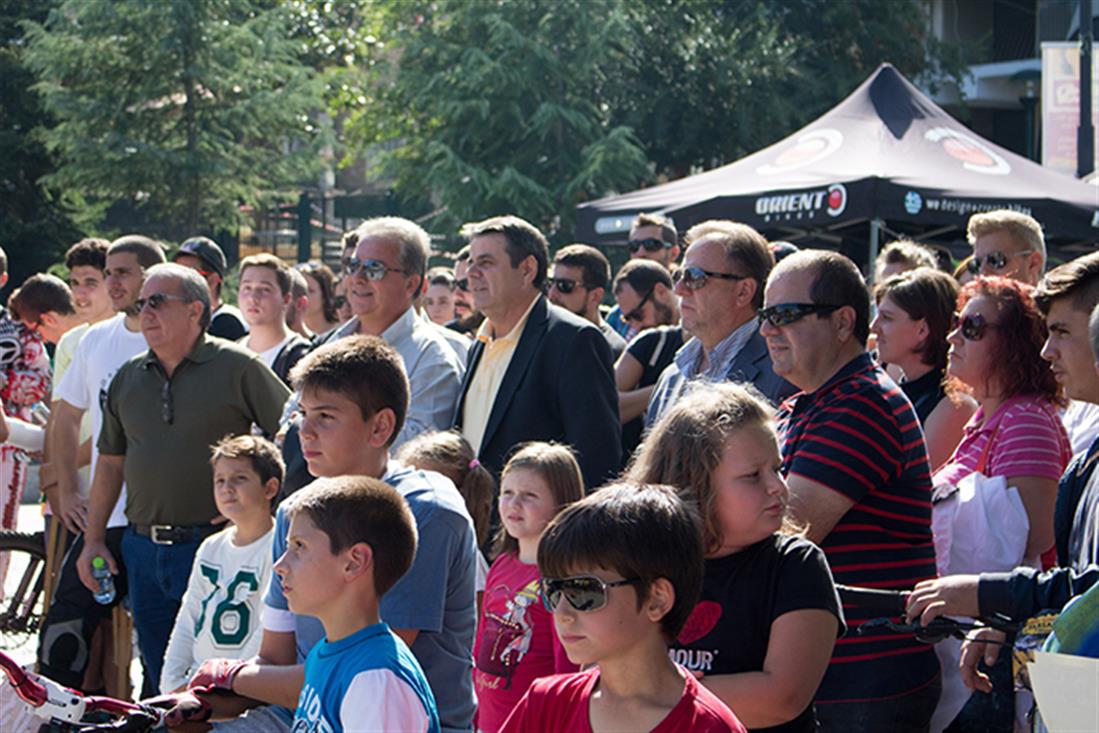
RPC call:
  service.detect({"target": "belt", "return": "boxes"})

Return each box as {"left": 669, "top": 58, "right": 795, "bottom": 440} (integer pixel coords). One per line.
{"left": 131, "top": 523, "right": 221, "bottom": 545}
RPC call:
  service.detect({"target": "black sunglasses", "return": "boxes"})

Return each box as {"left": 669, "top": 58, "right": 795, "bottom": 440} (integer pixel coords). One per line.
{"left": 624, "top": 289, "right": 654, "bottom": 323}
{"left": 455, "top": 278, "right": 470, "bottom": 292}
{"left": 952, "top": 312, "right": 998, "bottom": 341}
{"left": 628, "top": 237, "right": 674, "bottom": 254}
{"left": 548, "top": 277, "right": 584, "bottom": 295}
{"left": 345, "top": 257, "right": 409, "bottom": 281}
{"left": 966, "top": 249, "right": 1035, "bottom": 275}
{"left": 672, "top": 266, "right": 748, "bottom": 291}
{"left": 333, "top": 295, "right": 348, "bottom": 310}
{"left": 758, "top": 302, "right": 841, "bottom": 328}
{"left": 539, "top": 575, "right": 642, "bottom": 613}
{"left": 135, "top": 293, "right": 191, "bottom": 311}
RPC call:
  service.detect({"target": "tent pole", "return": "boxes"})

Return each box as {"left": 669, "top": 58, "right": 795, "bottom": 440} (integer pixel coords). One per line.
{"left": 869, "top": 218, "right": 884, "bottom": 281}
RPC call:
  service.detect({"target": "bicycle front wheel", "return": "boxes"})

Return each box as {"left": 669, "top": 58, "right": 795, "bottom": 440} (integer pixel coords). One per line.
{"left": 0, "top": 531, "right": 47, "bottom": 650}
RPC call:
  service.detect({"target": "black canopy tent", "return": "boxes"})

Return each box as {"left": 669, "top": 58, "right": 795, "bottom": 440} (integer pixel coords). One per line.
{"left": 576, "top": 64, "right": 1099, "bottom": 270}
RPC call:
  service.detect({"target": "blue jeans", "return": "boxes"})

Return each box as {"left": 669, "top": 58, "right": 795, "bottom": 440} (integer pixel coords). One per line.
{"left": 120, "top": 526, "right": 202, "bottom": 697}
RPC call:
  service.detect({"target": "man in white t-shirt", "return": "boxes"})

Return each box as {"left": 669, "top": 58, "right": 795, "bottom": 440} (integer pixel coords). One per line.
{"left": 36, "top": 234, "right": 166, "bottom": 691}
{"left": 237, "top": 254, "right": 309, "bottom": 386}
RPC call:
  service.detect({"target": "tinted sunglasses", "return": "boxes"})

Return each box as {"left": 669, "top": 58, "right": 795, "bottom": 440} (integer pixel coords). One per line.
{"left": 628, "top": 237, "right": 673, "bottom": 254}
{"left": 952, "top": 312, "right": 997, "bottom": 341}
{"left": 967, "top": 249, "right": 1035, "bottom": 275}
{"left": 540, "top": 575, "right": 642, "bottom": 613}
{"left": 624, "top": 289, "right": 653, "bottom": 323}
{"left": 344, "top": 257, "right": 409, "bottom": 281}
{"left": 672, "top": 266, "right": 748, "bottom": 291}
{"left": 758, "top": 302, "right": 840, "bottom": 328}
{"left": 455, "top": 278, "right": 470, "bottom": 292}
{"left": 548, "top": 277, "right": 583, "bottom": 295}
{"left": 333, "top": 295, "right": 348, "bottom": 310}
{"left": 135, "top": 293, "right": 191, "bottom": 311}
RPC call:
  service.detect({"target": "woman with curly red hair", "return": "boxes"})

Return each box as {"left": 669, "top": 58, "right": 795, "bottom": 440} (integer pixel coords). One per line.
{"left": 932, "top": 275, "right": 1071, "bottom": 731}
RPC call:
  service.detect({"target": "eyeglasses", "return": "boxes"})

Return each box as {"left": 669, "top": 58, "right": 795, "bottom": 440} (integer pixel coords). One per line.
{"left": 758, "top": 302, "right": 841, "bottom": 328}
{"left": 623, "top": 289, "right": 654, "bottom": 323}
{"left": 160, "top": 380, "right": 173, "bottom": 425}
{"left": 951, "top": 312, "right": 998, "bottom": 341}
{"left": 344, "top": 257, "right": 409, "bottom": 281}
{"left": 455, "top": 278, "right": 469, "bottom": 292}
{"left": 135, "top": 293, "right": 192, "bottom": 311}
{"left": 672, "top": 266, "right": 748, "bottom": 291}
{"left": 967, "top": 249, "right": 1035, "bottom": 275}
{"left": 548, "top": 277, "right": 584, "bottom": 295}
{"left": 628, "top": 238, "right": 673, "bottom": 254}
{"left": 539, "top": 575, "right": 642, "bottom": 613}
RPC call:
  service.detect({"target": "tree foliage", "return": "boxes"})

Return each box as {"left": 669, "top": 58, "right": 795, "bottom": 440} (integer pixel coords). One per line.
{"left": 23, "top": 0, "right": 325, "bottom": 240}
{"left": 0, "top": 0, "right": 81, "bottom": 289}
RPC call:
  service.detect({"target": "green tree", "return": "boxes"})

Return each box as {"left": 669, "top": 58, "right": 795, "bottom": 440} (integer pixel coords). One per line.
{"left": 24, "top": 0, "right": 325, "bottom": 240}
{"left": 364, "top": 0, "right": 651, "bottom": 238}
{"left": 0, "top": 0, "right": 82, "bottom": 290}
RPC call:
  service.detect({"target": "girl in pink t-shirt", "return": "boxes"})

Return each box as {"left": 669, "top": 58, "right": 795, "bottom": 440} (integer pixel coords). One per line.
{"left": 472, "top": 443, "right": 583, "bottom": 732}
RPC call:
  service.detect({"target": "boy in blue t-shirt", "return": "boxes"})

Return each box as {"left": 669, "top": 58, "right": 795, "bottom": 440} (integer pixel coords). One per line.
{"left": 279, "top": 475, "right": 439, "bottom": 733}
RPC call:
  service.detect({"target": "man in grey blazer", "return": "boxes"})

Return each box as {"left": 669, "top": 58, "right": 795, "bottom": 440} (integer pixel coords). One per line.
{"left": 646, "top": 220, "right": 794, "bottom": 427}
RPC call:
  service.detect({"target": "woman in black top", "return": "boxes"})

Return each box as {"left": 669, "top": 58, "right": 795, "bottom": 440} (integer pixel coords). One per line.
{"left": 871, "top": 267, "right": 976, "bottom": 469}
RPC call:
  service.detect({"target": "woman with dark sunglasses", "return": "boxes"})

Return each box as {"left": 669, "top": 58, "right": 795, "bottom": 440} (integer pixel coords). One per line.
{"left": 931, "top": 276, "right": 1071, "bottom": 731}
{"left": 871, "top": 268, "right": 976, "bottom": 469}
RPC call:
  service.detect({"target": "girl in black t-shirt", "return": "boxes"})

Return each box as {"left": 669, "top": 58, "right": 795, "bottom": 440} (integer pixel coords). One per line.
{"left": 629, "top": 383, "right": 845, "bottom": 733}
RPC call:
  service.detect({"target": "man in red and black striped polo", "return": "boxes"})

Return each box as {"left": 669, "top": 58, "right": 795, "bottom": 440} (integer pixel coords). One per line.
{"left": 761, "top": 250, "right": 938, "bottom": 733}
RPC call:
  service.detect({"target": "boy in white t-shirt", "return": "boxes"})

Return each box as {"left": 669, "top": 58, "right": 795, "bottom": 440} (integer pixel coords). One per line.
{"left": 159, "top": 435, "right": 282, "bottom": 693}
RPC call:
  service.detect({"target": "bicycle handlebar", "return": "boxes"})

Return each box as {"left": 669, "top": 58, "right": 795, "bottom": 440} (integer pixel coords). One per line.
{"left": 0, "top": 649, "right": 168, "bottom": 731}
{"left": 837, "top": 584, "right": 1020, "bottom": 644}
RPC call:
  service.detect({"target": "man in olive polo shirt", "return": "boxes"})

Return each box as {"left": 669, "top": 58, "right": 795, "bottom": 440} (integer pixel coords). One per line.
{"left": 76, "top": 263, "right": 289, "bottom": 695}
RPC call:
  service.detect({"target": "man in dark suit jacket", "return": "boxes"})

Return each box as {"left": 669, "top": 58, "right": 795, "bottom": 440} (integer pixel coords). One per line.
{"left": 454, "top": 216, "right": 621, "bottom": 490}
{"left": 645, "top": 220, "right": 794, "bottom": 427}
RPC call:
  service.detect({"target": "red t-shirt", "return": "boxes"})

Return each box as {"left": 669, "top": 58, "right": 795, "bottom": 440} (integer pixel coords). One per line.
{"left": 499, "top": 667, "right": 746, "bottom": 733}
{"left": 473, "top": 552, "right": 576, "bottom": 732}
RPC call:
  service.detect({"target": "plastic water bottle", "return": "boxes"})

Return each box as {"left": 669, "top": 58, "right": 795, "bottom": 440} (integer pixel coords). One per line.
{"left": 91, "top": 556, "right": 116, "bottom": 605}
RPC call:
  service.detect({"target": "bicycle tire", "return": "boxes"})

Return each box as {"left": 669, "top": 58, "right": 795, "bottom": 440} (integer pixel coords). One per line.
{"left": 0, "top": 530, "right": 47, "bottom": 650}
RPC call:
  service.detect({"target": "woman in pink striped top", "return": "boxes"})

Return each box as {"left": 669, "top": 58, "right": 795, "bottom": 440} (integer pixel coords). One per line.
{"left": 936, "top": 276, "right": 1071, "bottom": 564}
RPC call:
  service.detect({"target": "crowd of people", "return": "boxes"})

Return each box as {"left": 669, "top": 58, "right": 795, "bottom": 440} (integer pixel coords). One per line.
{"left": 0, "top": 204, "right": 1096, "bottom": 733}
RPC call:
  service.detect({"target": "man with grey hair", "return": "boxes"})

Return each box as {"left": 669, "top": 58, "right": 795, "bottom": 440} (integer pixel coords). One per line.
{"left": 646, "top": 219, "right": 793, "bottom": 426}
{"left": 75, "top": 262, "right": 289, "bottom": 696}
{"left": 312, "top": 216, "right": 464, "bottom": 447}
{"left": 966, "top": 209, "right": 1046, "bottom": 285}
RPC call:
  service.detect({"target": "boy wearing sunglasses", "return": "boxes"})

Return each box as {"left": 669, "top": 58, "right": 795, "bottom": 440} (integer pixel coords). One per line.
{"left": 501, "top": 484, "right": 746, "bottom": 733}
{"left": 966, "top": 209, "right": 1045, "bottom": 286}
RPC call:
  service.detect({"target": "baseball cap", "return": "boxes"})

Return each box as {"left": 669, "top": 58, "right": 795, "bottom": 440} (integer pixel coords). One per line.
{"left": 174, "top": 236, "right": 227, "bottom": 278}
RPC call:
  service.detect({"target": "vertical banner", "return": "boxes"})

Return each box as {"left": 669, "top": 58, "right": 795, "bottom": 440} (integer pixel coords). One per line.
{"left": 1041, "top": 42, "right": 1099, "bottom": 176}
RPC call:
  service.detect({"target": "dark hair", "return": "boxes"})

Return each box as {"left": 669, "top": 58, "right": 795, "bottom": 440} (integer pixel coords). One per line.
{"left": 240, "top": 253, "right": 291, "bottom": 296}
{"left": 875, "top": 267, "right": 958, "bottom": 370}
{"left": 296, "top": 262, "right": 339, "bottom": 324}
{"left": 1034, "top": 251, "right": 1099, "bottom": 317}
{"left": 774, "top": 249, "right": 871, "bottom": 345}
{"left": 683, "top": 220, "right": 774, "bottom": 308}
{"left": 9, "top": 274, "right": 76, "bottom": 320}
{"left": 630, "top": 213, "right": 678, "bottom": 247}
{"left": 538, "top": 483, "right": 704, "bottom": 642}
{"left": 289, "top": 335, "right": 410, "bottom": 447}
{"left": 108, "top": 235, "right": 166, "bottom": 269}
{"left": 494, "top": 442, "right": 585, "bottom": 558}
{"left": 955, "top": 276, "right": 1062, "bottom": 405}
{"left": 426, "top": 267, "right": 456, "bottom": 290}
{"left": 283, "top": 475, "right": 417, "bottom": 596}
{"left": 462, "top": 215, "right": 549, "bottom": 289}
{"left": 396, "top": 430, "right": 495, "bottom": 548}
{"left": 65, "top": 238, "right": 110, "bottom": 272}
{"left": 210, "top": 434, "right": 286, "bottom": 489}
{"left": 613, "top": 258, "right": 674, "bottom": 297}
{"left": 629, "top": 383, "right": 796, "bottom": 554}
{"left": 455, "top": 245, "right": 471, "bottom": 264}
{"left": 341, "top": 228, "right": 359, "bottom": 254}
{"left": 553, "top": 244, "right": 611, "bottom": 291}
